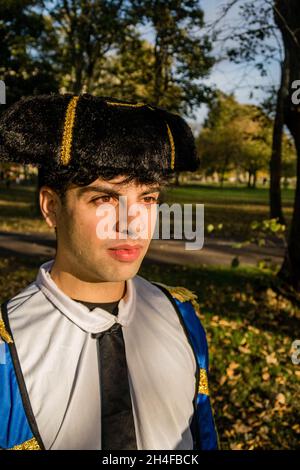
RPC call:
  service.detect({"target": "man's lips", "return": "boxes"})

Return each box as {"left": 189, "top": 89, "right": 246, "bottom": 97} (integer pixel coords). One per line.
{"left": 107, "top": 244, "right": 143, "bottom": 262}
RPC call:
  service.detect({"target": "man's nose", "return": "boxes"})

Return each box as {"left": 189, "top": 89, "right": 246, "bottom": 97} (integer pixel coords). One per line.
{"left": 115, "top": 201, "right": 139, "bottom": 237}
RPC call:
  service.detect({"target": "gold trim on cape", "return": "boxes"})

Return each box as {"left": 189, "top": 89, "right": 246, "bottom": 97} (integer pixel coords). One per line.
{"left": 199, "top": 368, "right": 209, "bottom": 395}
{"left": 9, "top": 437, "right": 41, "bottom": 450}
{"left": 0, "top": 318, "right": 13, "bottom": 343}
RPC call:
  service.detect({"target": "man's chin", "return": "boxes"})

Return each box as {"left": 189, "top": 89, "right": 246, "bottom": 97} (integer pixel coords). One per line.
{"left": 96, "top": 258, "right": 143, "bottom": 282}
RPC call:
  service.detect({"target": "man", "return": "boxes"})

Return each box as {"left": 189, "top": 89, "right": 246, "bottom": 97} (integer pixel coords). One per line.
{"left": 0, "top": 93, "right": 218, "bottom": 450}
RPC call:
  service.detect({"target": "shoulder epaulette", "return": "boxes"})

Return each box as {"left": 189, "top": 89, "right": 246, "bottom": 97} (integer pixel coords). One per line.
{"left": 159, "top": 284, "right": 201, "bottom": 318}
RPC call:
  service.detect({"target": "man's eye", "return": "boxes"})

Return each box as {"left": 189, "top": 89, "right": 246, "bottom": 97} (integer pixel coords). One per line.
{"left": 91, "top": 196, "right": 114, "bottom": 204}
{"left": 143, "top": 196, "right": 159, "bottom": 204}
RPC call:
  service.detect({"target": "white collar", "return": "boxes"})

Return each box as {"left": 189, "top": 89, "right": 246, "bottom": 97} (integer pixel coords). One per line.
{"left": 35, "top": 259, "right": 136, "bottom": 334}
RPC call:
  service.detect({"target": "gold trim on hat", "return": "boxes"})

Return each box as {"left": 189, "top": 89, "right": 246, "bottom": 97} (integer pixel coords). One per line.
{"left": 106, "top": 101, "right": 146, "bottom": 108}
{"left": 165, "top": 122, "right": 175, "bottom": 170}
{"left": 106, "top": 100, "right": 156, "bottom": 112}
{"left": 60, "top": 95, "right": 80, "bottom": 166}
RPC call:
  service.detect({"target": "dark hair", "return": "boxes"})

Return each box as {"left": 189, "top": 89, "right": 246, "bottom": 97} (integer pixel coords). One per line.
{"left": 38, "top": 164, "right": 172, "bottom": 202}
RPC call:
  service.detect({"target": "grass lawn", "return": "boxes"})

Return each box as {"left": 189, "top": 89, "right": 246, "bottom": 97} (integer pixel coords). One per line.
{"left": 1, "top": 254, "right": 299, "bottom": 450}
{"left": 0, "top": 182, "right": 295, "bottom": 239}
{"left": 0, "top": 183, "right": 47, "bottom": 233}
{"left": 163, "top": 184, "right": 295, "bottom": 239}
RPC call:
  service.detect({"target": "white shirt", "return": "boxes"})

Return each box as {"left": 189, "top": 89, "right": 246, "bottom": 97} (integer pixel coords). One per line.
{"left": 7, "top": 259, "right": 196, "bottom": 450}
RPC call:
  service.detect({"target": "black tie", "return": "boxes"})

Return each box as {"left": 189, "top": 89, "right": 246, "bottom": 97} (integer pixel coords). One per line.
{"left": 94, "top": 321, "right": 138, "bottom": 450}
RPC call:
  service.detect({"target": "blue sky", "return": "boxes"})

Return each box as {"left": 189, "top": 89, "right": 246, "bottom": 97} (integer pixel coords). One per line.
{"left": 191, "top": 0, "right": 281, "bottom": 131}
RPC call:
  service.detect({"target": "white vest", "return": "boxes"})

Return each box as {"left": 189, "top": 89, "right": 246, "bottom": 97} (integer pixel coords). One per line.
{"left": 6, "top": 259, "right": 196, "bottom": 450}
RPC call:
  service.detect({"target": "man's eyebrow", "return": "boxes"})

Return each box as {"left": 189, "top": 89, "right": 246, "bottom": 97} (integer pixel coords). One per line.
{"left": 140, "top": 187, "right": 161, "bottom": 196}
{"left": 76, "top": 185, "right": 161, "bottom": 198}
{"left": 77, "top": 186, "right": 120, "bottom": 198}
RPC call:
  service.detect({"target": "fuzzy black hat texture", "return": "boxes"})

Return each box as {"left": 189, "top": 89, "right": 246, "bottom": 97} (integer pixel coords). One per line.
{"left": 0, "top": 93, "right": 199, "bottom": 176}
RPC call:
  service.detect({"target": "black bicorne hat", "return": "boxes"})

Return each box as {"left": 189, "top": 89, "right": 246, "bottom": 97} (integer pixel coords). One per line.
{"left": 0, "top": 93, "right": 199, "bottom": 175}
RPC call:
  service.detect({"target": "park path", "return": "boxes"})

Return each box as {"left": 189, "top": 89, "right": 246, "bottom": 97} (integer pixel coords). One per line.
{"left": 0, "top": 230, "right": 284, "bottom": 267}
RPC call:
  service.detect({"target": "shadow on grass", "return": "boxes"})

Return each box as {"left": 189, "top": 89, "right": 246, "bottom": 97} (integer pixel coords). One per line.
{"left": 0, "top": 184, "right": 36, "bottom": 203}
{"left": 141, "top": 259, "right": 300, "bottom": 339}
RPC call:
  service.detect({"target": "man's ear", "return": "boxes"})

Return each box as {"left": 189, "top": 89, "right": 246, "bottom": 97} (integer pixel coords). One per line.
{"left": 39, "top": 186, "right": 60, "bottom": 229}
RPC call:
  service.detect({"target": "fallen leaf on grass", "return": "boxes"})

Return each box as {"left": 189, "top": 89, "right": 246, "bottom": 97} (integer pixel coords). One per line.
{"left": 266, "top": 353, "right": 278, "bottom": 365}
{"left": 275, "top": 393, "right": 286, "bottom": 405}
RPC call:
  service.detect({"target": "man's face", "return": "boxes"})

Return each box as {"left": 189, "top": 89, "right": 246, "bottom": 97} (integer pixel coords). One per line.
{"left": 52, "top": 175, "right": 160, "bottom": 282}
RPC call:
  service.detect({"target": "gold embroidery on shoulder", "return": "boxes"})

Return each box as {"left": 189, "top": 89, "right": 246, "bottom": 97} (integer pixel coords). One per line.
{"left": 60, "top": 95, "right": 80, "bottom": 166}
{"left": 9, "top": 437, "right": 41, "bottom": 450}
{"left": 164, "top": 285, "right": 201, "bottom": 316}
{"left": 199, "top": 368, "right": 209, "bottom": 395}
{"left": 0, "top": 318, "right": 13, "bottom": 344}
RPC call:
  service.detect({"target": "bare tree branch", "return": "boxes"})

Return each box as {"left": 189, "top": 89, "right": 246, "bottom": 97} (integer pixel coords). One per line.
{"left": 273, "top": 2, "right": 300, "bottom": 49}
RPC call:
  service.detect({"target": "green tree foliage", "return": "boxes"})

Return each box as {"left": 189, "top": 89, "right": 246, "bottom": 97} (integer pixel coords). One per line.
{"left": 197, "top": 93, "right": 296, "bottom": 187}
{"left": 1, "top": 1, "right": 214, "bottom": 116}
{"left": 0, "top": 0, "right": 59, "bottom": 105}
{"left": 124, "top": 0, "right": 215, "bottom": 115}
{"left": 43, "top": 0, "right": 130, "bottom": 94}
{"left": 91, "top": 36, "right": 159, "bottom": 102}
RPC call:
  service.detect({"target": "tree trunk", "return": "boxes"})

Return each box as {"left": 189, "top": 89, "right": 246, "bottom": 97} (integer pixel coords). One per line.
{"left": 174, "top": 171, "right": 180, "bottom": 186}
{"left": 269, "top": 57, "right": 289, "bottom": 224}
{"left": 278, "top": 133, "right": 300, "bottom": 290}
{"left": 275, "top": 0, "right": 300, "bottom": 291}
{"left": 73, "top": 59, "right": 83, "bottom": 94}
{"left": 220, "top": 170, "right": 225, "bottom": 187}
{"left": 252, "top": 171, "right": 257, "bottom": 189}
{"left": 247, "top": 171, "right": 252, "bottom": 188}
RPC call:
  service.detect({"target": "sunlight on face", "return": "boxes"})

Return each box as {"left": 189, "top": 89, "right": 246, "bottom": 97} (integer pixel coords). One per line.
{"left": 55, "top": 175, "right": 161, "bottom": 282}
